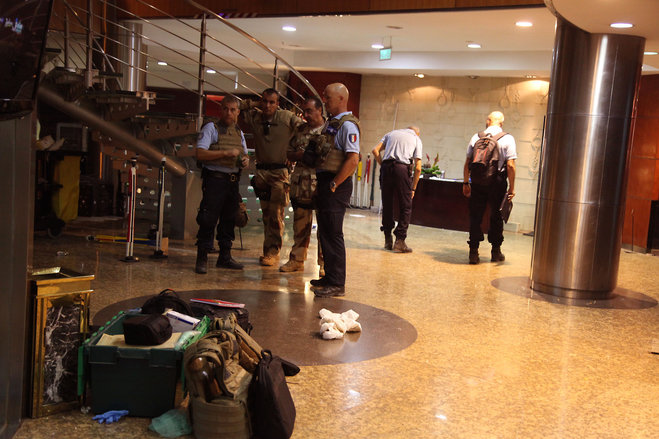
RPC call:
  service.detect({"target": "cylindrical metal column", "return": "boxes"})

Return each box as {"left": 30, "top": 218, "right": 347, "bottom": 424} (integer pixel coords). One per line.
{"left": 119, "top": 22, "right": 146, "bottom": 92}
{"left": 530, "top": 16, "right": 645, "bottom": 299}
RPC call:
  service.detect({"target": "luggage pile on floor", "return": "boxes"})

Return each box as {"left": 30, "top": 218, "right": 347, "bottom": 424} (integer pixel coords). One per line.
{"left": 79, "top": 289, "right": 299, "bottom": 438}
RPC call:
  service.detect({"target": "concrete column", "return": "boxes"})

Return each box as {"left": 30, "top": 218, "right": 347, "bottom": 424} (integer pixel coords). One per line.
{"left": 530, "top": 16, "right": 645, "bottom": 299}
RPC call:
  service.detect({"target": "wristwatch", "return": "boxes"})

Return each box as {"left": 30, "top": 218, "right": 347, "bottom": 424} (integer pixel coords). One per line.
{"left": 330, "top": 181, "right": 337, "bottom": 191}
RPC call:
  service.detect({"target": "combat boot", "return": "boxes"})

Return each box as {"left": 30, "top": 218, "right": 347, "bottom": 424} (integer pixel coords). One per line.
{"left": 469, "top": 248, "right": 480, "bottom": 265}
{"left": 393, "top": 238, "right": 412, "bottom": 253}
{"left": 491, "top": 246, "right": 506, "bottom": 262}
{"left": 384, "top": 232, "right": 393, "bottom": 250}
{"left": 279, "top": 259, "right": 304, "bottom": 272}
{"left": 195, "top": 247, "right": 209, "bottom": 274}
{"left": 259, "top": 255, "right": 278, "bottom": 266}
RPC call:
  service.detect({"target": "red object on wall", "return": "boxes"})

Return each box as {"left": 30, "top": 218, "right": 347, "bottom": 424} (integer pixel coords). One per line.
{"left": 205, "top": 94, "right": 225, "bottom": 118}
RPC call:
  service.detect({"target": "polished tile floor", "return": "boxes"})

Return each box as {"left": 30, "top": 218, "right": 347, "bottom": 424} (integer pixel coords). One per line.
{"left": 18, "top": 210, "right": 659, "bottom": 438}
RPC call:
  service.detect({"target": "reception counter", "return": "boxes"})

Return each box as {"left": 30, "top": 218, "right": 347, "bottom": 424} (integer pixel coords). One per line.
{"left": 406, "top": 177, "right": 489, "bottom": 232}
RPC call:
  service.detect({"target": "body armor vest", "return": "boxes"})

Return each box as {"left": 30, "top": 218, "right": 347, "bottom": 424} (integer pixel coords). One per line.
{"left": 207, "top": 123, "right": 243, "bottom": 169}
{"left": 315, "top": 114, "right": 360, "bottom": 173}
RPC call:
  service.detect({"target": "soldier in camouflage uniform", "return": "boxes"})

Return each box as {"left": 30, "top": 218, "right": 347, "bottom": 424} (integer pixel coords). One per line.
{"left": 243, "top": 88, "right": 303, "bottom": 266}
{"left": 280, "top": 97, "right": 325, "bottom": 274}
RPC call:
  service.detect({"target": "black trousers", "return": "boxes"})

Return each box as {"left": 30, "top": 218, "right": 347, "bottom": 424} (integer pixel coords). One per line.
{"left": 196, "top": 171, "right": 240, "bottom": 260}
{"left": 468, "top": 176, "right": 507, "bottom": 249}
{"left": 315, "top": 172, "right": 352, "bottom": 286}
{"left": 380, "top": 161, "right": 413, "bottom": 239}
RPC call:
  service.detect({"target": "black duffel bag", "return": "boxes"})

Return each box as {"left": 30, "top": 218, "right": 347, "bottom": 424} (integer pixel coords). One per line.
{"left": 142, "top": 289, "right": 193, "bottom": 316}
{"left": 123, "top": 314, "right": 172, "bottom": 345}
{"left": 249, "top": 350, "right": 300, "bottom": 439}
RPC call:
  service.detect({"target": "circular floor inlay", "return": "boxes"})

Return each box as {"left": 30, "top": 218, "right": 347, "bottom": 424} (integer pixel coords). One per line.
{"left": 94, "top": 289, "right": 417, "bottom": 366}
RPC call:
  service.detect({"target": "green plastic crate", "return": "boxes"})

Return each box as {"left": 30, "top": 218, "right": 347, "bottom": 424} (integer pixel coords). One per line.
{"left": 81, "top": 311, "right": 182, "bottom": 418}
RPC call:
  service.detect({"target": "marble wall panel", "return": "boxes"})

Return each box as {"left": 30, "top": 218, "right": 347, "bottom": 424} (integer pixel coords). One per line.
{"left": 359, "top": 75, "right": 549, "bottom": 231}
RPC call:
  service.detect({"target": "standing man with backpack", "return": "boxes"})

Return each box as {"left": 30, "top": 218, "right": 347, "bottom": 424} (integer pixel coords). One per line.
{"left": 462, "top": 111, "right": 517, "bottom": 264}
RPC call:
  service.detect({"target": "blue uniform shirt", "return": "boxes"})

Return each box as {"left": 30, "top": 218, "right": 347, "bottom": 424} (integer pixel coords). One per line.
{"left": 196, "top": 122, "right": 248, "bottom": 173}
{"left": 331, "top": 111, "right": 360, "bottom": 154}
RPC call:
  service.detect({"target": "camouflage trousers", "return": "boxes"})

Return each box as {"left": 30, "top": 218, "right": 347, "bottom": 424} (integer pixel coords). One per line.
{"left": 288, "top": 206, "right": 323, "bottom": 265}
{"left": 253, "top": 168, "right": 289, "bottom": 257}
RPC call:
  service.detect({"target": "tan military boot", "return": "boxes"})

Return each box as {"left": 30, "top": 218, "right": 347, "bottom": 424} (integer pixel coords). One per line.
{"left": 279, "top": 259, "right": 304, "bottom": 272}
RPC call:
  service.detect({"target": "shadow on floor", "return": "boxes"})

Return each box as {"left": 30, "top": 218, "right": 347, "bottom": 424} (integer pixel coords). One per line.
{"left": 493, "top": 276, "right": 658, "bottom": 309}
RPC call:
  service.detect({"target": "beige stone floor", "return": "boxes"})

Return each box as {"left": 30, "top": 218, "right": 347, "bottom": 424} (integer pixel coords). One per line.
{"left": 18, "top": 209, "right": 659, "bottom": 438}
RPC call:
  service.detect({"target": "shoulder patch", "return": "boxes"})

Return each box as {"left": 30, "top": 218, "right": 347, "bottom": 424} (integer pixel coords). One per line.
{"left": 348, "top": 133, "right": 358, "bottom": 143}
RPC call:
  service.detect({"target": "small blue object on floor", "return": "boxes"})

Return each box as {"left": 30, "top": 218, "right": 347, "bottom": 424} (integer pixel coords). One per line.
{"left": 92, "top": 409, "right": 129, "bottom": 424}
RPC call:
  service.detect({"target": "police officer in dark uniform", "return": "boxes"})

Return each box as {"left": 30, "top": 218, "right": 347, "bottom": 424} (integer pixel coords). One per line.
{"left": 308, "top": 83, "right": 360, "bottom": 298}
{"left": 194, "top": 96, "right": 249, "bottom": 274}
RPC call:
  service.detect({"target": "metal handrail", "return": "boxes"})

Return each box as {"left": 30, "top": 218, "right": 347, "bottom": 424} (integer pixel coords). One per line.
{"left": 45, "top": 0, "right": 322, "bottom": 113}
{"left": 59, "top": 0, "right": 122, "bottom": 88}
{"left": 183, "top": 0, "right": 321, "bottom": 104}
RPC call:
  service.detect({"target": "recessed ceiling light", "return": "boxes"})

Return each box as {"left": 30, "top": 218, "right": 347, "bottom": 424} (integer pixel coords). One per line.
{"left": 414, "top": 73, "right": 425, "bottom": 78}
{"left": 525, "top": 75, "right": 537, "bottom": 79}
{"left": 610, "top": 22, "right": 633, "bottom": 29}
{"left": 467, "top": 43, "right": 481, "bottom": 49}
{"left": 282, "top": 25, "right": 296, "bottom": 32}
{"left": 206, "top": 69, "right": 216, "bottom": 74}
{"left": 157, "top": 61, "right": 167, "bottom": 66}
{"left": 516, "top": 21, "right": 533, "bottom": 27}
{"left": 372, "top": 43, "right": 385, "bottom": 49}
{"left": 645, "top": 51, "right": 658, "bottom": 55}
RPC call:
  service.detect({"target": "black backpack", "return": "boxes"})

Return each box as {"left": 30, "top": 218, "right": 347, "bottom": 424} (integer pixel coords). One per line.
{"left": 141, "top": 289, "right": 193, "bottom": 316}
{"left": 469, "top": 131, "right": 506, "bottom": 185}
{"left": 249, "top": 350, "right": 300, "bottom": 439}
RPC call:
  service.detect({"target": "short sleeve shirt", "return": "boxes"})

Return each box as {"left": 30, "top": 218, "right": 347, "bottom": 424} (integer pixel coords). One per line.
{"left": 331, "top": 111, "right": 360, "bottom": 154}
{"left": 466, "top": 125, "right": 517, "bottom": 172}
{"left": 380, "top": 128, "right": 423, "bottom": 163}
{"left": 196, "top": 122, "right": 247, "bottom": 173}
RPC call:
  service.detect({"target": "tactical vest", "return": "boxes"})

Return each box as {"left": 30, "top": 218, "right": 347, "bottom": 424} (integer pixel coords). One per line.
{"left": 317, "top": 113, "right": 360, "bottom": 173}
{"left": 250, "top": 109, "right": 299, "bottom": 165}
{"left": 207, "top": 123, "right": 243, "bottom": 169}
{"left": 290, "top": 123, "right": 323, "bottom": 170}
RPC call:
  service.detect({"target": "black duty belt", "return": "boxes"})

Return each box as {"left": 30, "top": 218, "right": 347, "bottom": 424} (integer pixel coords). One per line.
{"left": 203, "top": 168, "right": 239, "bottom": 182}
{"left": 382, "top": 159, "right": 408, "bottom": 165}
{"left": 256, "top": 163, "right": 287, "bottom": 170}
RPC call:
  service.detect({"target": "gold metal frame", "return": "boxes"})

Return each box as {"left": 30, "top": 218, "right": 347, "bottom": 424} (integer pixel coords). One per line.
{"left": 30, "top": 267, "right": 94, "bottom": 418}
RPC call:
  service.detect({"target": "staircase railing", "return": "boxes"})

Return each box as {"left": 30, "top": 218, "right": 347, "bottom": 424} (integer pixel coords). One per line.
{"left": 44, "top": 0, "right": 322, "bottom": 128}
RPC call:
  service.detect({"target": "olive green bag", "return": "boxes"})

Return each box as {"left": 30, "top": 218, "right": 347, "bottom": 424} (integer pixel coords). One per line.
{"left": 184, "top": 329, "right": 252, "bottom": 439}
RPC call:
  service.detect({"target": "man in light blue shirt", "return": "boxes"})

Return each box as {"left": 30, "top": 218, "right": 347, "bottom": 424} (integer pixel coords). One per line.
{"left": 372, "top": 126, "right": 423, "bottom": 252}
{"left": 310, "top": 83, "right": 360, "bottom": 298}
{"left": 194, "top": 96, "right": 249, "bottom": 274}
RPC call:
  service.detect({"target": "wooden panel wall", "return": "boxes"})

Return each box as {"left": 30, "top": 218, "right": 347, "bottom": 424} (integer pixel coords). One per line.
{"left": 116, "top": 0, "right": 544, "bottom": 19}
{"left": 623, "top": 74, "right": 659, "bottom": 250}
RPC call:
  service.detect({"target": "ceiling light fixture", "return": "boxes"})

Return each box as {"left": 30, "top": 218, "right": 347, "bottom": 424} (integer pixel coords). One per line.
{"left": 610, "top": 22, "right": 633, "bottom": 29}
{"left": 157, "top": 61, "right": 167, "bottom": 66}
{"left": 282, "top": 25, "right": 296, "bottom": 32}
{"left": 467, "top": 42, "right": 481, "bottom": 49}
{"left": 644, "top": 51, "right": 658, "bottom": 55}
{"left": 516, "top": 21, "right": 533, "bottom": 27}
{"left": 206, "top": 69, "right": 216, "bottom": 74}
{"left": 525, "top": 75, "right": 537, "bottom": 79}
{"left": 414, "top": 73, "right": 425, "bottom": 78}
{"left": 372, "top": 43, "right": 384, "bottom": 49}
